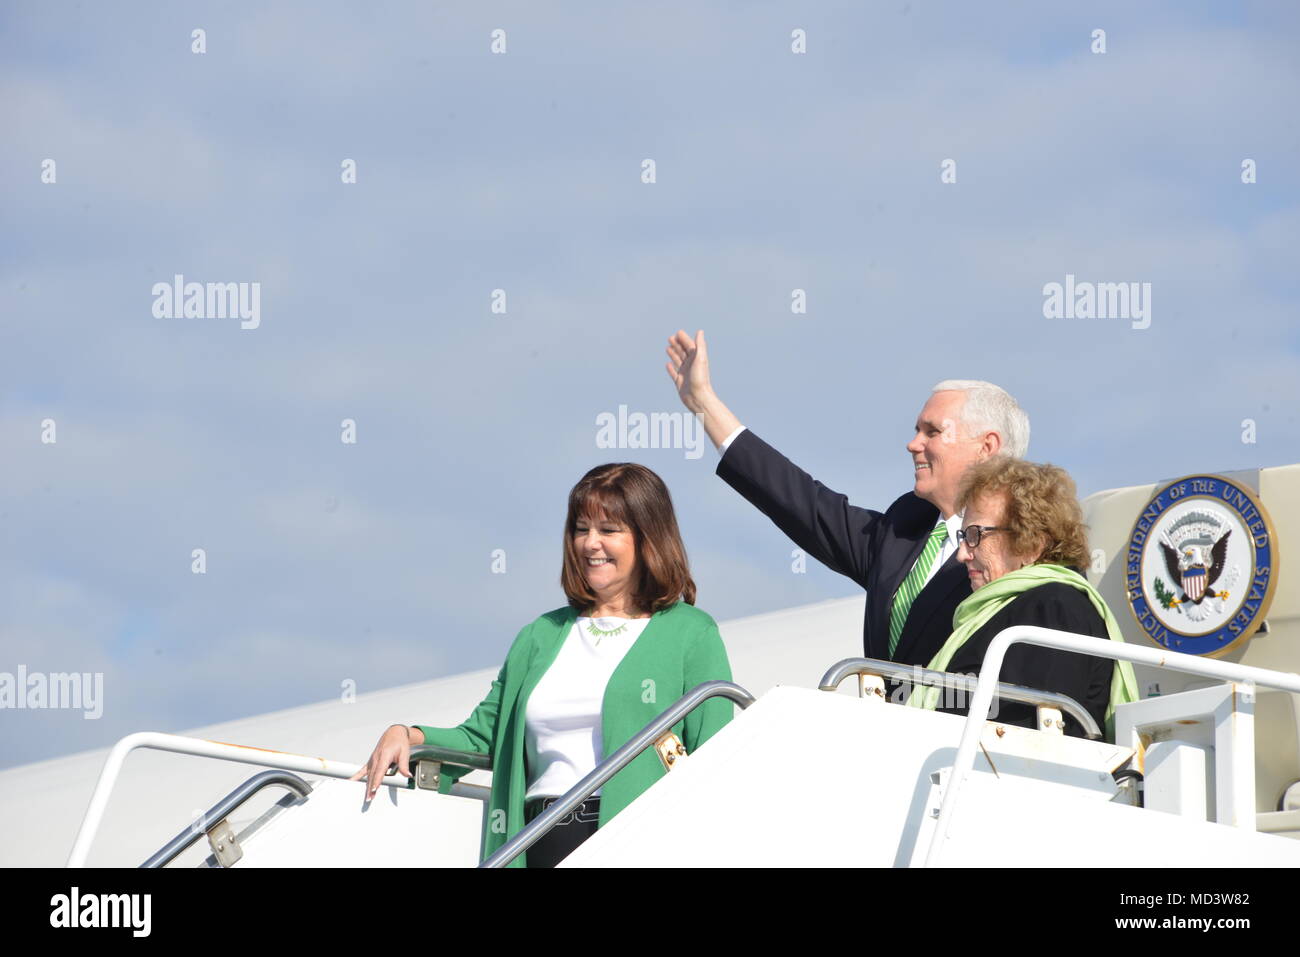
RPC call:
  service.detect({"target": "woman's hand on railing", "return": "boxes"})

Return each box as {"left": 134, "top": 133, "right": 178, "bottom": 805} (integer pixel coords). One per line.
{"left": 348, "top": 724, "right": 414, "bottom": 800}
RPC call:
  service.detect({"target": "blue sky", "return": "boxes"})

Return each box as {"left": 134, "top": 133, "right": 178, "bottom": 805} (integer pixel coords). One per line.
{"left": 2, "top": 1, "right": 1297, "bottom": 769}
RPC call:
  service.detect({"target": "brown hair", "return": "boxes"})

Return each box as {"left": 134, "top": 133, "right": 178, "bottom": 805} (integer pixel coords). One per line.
{"left": 560, "top": 463, "right": 696, "bottom": 614}
{"left": 957, "top": 457, "right": 1090, "bottom": 570}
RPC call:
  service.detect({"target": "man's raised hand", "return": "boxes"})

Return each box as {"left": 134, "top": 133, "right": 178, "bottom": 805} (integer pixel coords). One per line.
{"left": 666, "top": 329, "right": 713, "bottom": 414}
{"left": 665, "top": 329, "right": 743, "bottom": 451}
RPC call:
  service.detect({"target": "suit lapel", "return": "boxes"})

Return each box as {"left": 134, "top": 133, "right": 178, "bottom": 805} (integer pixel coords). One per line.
{"left": 879, "top": 534, "right": 929, "bottom": 605}
{"left": 870, "top": 497, "right": 942, "bottom": 658}
{"left": 878, "top": 498, "right": 941, "bottom": 601}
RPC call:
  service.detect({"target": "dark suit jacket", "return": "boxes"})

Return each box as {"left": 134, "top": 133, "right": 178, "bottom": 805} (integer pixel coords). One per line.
{"left": 717, "top": 428, "right": 970, "bottom": 667}
{"left": 935, "top": 582, "right": 1116, "bottom": 738}
{"left": 717, "top": 429, "right": 1115, "bottom": 738}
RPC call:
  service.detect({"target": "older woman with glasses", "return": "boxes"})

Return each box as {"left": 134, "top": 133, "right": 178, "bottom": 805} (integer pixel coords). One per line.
{"left": 907, "top": 457, "right": 1138, "bottom": 740}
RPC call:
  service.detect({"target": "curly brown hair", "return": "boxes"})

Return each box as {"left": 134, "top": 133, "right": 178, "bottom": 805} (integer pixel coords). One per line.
{"left": 956, "top": 458, "right": 1090, "bottom": 570}
{"left": 560, "top": 463, "right": 696, "bottom": 614}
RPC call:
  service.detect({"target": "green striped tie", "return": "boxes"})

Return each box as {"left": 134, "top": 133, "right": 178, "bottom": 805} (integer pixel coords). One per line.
{"left": 887, "top": 522, "right": 950, "bottom": 659}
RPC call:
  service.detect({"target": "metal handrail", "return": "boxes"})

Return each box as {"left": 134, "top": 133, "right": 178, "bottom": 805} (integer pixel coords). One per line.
{"left": 68, "top": 732, "right": 489, "bottom": 867}
{"left": 408, "top": 744, "right": 491, "bottom": 772}
{"left": 925, "top": 625, "right": 1300, "bottom": 867}
{"left": 818, "top": 656, "right": 1103, "bottom": 740}
{"left": 141, "top": 770, "right": 312, "bottom": 868}
{"left": 402, "top": 744, "right": 492, "bottom": 788}
{"left": 479, "top": 680, "right": 756, "bottom": 868}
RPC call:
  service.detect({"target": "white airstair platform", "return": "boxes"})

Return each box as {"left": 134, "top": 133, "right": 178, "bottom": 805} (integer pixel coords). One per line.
{"left": 12, "top": 596, "right": 1299, "bottom": 868}
{"left": 129, "top": 675, "right": 1300, "bottom": 868}
{"left": 227, "top": 777, "right": 484, "bottom": 868}
{"left": 564, "top": 685, "right": 1300, "bottom": 867}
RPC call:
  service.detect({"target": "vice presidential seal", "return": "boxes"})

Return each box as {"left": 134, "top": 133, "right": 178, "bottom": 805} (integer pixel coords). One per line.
{"left": 1125, "top": 475, "right": 1277, "bottom": 657}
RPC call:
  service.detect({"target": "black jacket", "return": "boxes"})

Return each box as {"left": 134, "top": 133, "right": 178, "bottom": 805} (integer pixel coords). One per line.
{"left": 717, "top": 428, "right": 969, "bottom": 666}
{"left": 717, "top": 428, "right": 1114, "bottom": 738}
{"left": 933, "top": 582, "right": 1114, "bottom": 738}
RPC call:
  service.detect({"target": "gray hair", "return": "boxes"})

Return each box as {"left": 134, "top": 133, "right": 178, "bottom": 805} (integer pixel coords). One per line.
{"left": 930, "top": 379, "right": 1030, "bottom": 458}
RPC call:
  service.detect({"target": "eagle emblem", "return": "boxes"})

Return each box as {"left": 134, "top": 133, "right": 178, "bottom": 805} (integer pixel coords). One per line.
{"left": 1123, "top": 475, "right": 1275, "bottom": 657}
{"left": 1159, "top": 530, "right": 1230, "bottom": 605}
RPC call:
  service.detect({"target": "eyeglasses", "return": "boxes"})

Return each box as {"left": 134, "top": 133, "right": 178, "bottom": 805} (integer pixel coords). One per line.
{"left": 957, "top": 525, "right": 1005, "bottom": 548}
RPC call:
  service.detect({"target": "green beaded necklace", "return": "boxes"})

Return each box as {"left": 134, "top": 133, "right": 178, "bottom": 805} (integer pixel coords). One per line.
{"left": 585, "top": 618, "right": 629, "bottom": 641}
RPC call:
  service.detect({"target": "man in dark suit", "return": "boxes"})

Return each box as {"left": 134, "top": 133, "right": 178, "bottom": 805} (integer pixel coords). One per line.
{"left": 664, "top": 329, "right": 1031, "bottom": 677}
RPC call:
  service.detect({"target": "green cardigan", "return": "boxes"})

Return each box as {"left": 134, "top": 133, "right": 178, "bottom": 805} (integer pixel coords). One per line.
{"left": 412, "top": 600, "right": 734, "bottom": 867}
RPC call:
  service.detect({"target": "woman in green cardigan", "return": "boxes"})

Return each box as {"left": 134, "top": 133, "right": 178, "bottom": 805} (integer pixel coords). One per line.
{"left": 351, "top": 463, "right": 735, "bottom": 867}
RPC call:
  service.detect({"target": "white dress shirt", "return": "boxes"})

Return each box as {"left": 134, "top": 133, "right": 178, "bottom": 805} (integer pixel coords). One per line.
{"left": 923, "top": 511, "right": 964, "bottom": 586}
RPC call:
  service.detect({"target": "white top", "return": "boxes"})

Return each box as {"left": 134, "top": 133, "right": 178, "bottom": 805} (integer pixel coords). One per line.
{"left": 718, "top": 425, "right": 962, "bottom": 586}
{"left": 923, "top": 512, "right": 963, "bottom": 587}
{"left": 523, "top": 615, "right": 652, "bottom": 801}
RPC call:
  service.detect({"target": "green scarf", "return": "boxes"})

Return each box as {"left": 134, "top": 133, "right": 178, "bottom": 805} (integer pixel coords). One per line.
{"left": 905, "top": 563, "right": 1139, "bottom": 740}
